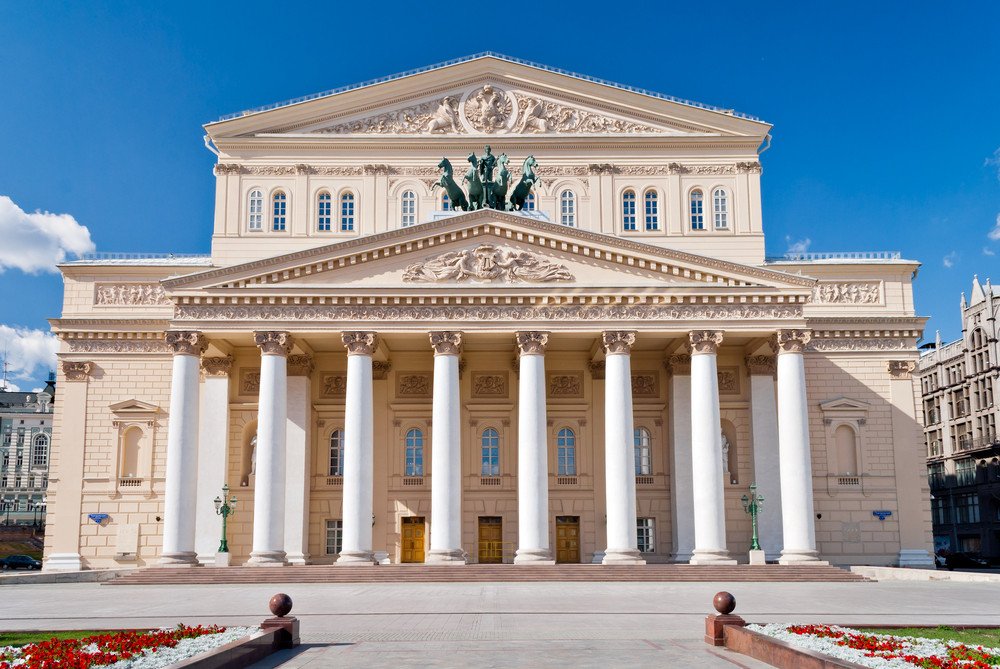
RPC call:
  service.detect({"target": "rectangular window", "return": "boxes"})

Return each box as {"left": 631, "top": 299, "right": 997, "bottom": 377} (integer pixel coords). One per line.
{"left": 341, "top": 196, "right": 355, "bottom": 232}
{"left": 690, "top": 194, "right": 705, "bottom": 230}
{"left": 637, "top": 518, "right": 655, "bottom": 553}
{"left": 318, "top": 196, "right": 332, "bottom": 231}
{"left": 955, "top": 493, "right": 980, "bottom": 524}
{"left": 956, "top": 458, "right": 976, "bottom": 486}
{"left": 644, "top": 194, "right": 658, "bottom": 231}
{"left": 272, "top": 196, "right": 286, "bottom": 231}
{"left": 931, "top": 498, "right": 948, "bottom": 525}
{"left": 623, "top": 195, "right": 636, "bottom": 231}
{"left": 927, "top": 462, "right": 945, "bottom": 488}
{"left": 325, "top": 519, "right": 343, "bottom": 556}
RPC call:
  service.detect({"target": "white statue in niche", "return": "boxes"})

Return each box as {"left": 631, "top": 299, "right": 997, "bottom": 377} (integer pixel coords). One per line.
{"left": 241, "top": 434, "right": 257, "bottom": 487}
{"left": 721, "top": 431, "right": 731, "bottom": 474}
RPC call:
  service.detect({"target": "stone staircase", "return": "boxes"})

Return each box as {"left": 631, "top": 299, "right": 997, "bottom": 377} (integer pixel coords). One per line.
{"left": 105, "top": 563, "right": 869, "bottom": 585}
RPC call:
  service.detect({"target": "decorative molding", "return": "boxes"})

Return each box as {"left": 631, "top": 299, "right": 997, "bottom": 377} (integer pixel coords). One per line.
{"left": 165, "top": 331, "right": 206, "bottom": 356}
{"left": 689, "top": 331, "right": 724, "bottom": 355}
{"left": 602, "top": 331, "right": 637, "bottom": 355}
{"left": 512, "top": 92, "right": 663, "bottom": 134}
{"left": 94, "top": 283, "right": 168, "bottom": 307}
{"left": 62, "top": 361, "right": 93, "bottom": 382}
{"left": 772, "top": 329, "right": 812, "bottom": 354}
{"left": 812, "top": 282, "right": 882, "bottom": 305}
{"left": 214, "top": 163, "right": 242, "bottom": 175}
{"left": 287, "top": 354, "right": 314, "bottom": 376}
{"left": 341, "top": 331, "right": 378, "bottom": 356}
{"left": 806, "top": 337, "right": 916, "bottom": 352}
{"left": 548, "top": 372, "right": 583, "bottom": 398}
{"left": 472, "top": 372, "right": 508, "bottom": 398}
{"left": 665, "top": 354, "right": 692, "bottom": 375}
{"left": 66, "top": 339, "right": 170, "bottom": 354}
{"left": 403, "top": 244, "right": 573, "bottom": 284}
{"left": 253, "top": 331, "right": 293, "bottom": 356}
{"left": 515, "top": 331, "right": 550, "bottom": 355}
{"left": 588, "top": 361, "right": 606, "bottom": 380}
{"left": 321, "top": 374, "right": 347, "bottom": 397}
{"left": 717, "top": 367, "right": 740, "bottom": 395}
{"left": 372, "top": 361, "right": 392, "bottom": 380}
{"left": 201, "top": 355, "right": 233, "bottom": 377}
{"left": 745, "top": 355, "right": 776, "bottom": 376}
{"left": 397, "top": 373, "right": 431, "bottom": 398}
{"left": 240, "top": 368, "right": 260, "bottom": 394}
{"left": 429, "top": 331, "right": 463, "bottom": 356}
{"left": 312, "top": 166, "right": 365, "bottom": 176}
{"left": 736, "top": 161, "right": 763, "bottom": 174}
{"left": 631, "top": 372, "right": 658, "bottom": 397}
{"left": 887, "top": 360, "right": 917, "bottom": 379}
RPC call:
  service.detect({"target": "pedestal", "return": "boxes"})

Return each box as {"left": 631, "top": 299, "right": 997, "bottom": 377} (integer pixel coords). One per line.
{"left": 748, "top": 549, "right": 766, "bottom": 566}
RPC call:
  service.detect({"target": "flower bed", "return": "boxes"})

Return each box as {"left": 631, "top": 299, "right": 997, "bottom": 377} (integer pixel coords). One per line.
{"left": 0, "top": 624, "right": 256, "bottom": 669}
{"left": 748, "top": 623, "right": 1000, "bottom": 668}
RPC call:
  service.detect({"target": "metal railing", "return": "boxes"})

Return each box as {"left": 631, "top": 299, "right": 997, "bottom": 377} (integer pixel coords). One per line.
{"left": 767, "top": 251, "right": 902, "bottom": 262}
{"left": 80, "top": 252, "right": 211, "bottom": 261}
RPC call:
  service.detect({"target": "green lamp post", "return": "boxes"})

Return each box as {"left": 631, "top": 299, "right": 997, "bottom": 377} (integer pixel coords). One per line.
{"left": 741, "top": 483, "right": 764, "bottom": 552}
{"left": 213, "top": 484, "right": 238, "bottom": 553}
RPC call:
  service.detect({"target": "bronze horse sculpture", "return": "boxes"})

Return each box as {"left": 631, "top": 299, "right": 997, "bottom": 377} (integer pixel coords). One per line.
{"left": 463, "top": 153, "right": 486, "bottom": 210}
{"left": 433, "top": 158, "right": 469, "bottom": 211}
{"left": 508, "top": 155, "right": 538, "bottom": 211}
{"left": 488, "top": 153, "right": 511, "bottom": 210}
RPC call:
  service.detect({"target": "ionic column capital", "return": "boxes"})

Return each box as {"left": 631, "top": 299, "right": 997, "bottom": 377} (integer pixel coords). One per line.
{"left": 201, "top": 355, "right": 233, "bottom": 377}
{"left": 515, "top": 331, "right": 549, "bottom": 356}
{"left": 342, "top": 331, "right": 378, "bottom": 356}
{"left": 254, "top": 331, "right": 294, "bottom": 357}
{"left": 429, "top": 331, "right": 463, "bottom": 356}
{"left": 61, "top": 360, "right": 94, "bottom": 382}
{"left": 165, "top": 331, "right": 206, "bottom": 356}
{"left": 664, "top": 354, "right": 692, "bottom": 376}
{"left": 689, "top": 331, "right": 724, "bottom": 355}
{"left": 287, "top": 354, "right": 315, "bottom": 376}
{"left": 602, "top": 331, "right": 637, "bottom": 355}
{"left": 771, "top": 329, "right": 812, "bottom": 355}
{"left": 745, "top": 354, "right": 776, "bottom": 376}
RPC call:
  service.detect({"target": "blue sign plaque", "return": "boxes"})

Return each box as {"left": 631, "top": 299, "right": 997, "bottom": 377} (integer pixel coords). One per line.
{"left": 872, "top": 510, "right": 892, "bottom": 521}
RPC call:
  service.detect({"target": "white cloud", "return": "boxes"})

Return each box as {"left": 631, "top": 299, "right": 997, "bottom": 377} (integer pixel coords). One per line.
{"left": 943, "top": 251, "right": 957, "bottom": 268}
{"left": 988, "top": 147, "right": 1000, "bottom": 181}
{"left": 984, "top": 247, "right": 996, "bottom": 256}
{"left": 0, "top": 325, "right": 59, "bottom": 387}
{"left": 785, "top": 236, "right": 811, "bottom": 255}
{"left": 0, "top": 195, "right": 94, "bottom": 273}
{"left": 989, "top": 213, "right": 1000, "bottom": 241}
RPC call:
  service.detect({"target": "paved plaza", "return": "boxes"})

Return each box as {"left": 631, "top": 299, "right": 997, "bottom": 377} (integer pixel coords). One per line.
{"left": 3, "top": 579, "right": 999, "bottom": 667}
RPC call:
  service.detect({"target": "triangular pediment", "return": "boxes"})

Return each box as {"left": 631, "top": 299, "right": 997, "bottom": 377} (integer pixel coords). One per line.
{"left": 206, "top": 55, "right": 769, "bottom": 141}
{"left": 109, "top": 399, "right": 161, "bottom": 414}
{"left": 818, "top": 397, "right": 871, "bottom": 412}
{"left": 164, "top": 211, "right": 814, "bottom": 296}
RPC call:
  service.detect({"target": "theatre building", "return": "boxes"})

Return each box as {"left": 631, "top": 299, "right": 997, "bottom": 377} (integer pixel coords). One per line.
{"left": 43, "top": 54, "right": 934, "bottom": 571}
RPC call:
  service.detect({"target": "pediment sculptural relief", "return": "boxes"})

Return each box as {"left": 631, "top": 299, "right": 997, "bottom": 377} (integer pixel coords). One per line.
{"left": 317, "top": 85, "right": 666, "bottom": 135}
{"left": 403, "top": 244, "right": 574, "bottom": 284}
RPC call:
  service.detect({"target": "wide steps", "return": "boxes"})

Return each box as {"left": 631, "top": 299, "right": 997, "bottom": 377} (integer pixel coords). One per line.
{"left": 106, "top": 564, "right": 868, "bottom": 585}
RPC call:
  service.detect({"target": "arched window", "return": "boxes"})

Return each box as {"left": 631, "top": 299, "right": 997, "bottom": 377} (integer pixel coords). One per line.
{"left": 120, "top": 427, "right": 141, "bottom": 478}
{"left": 690, "top": 190, "right": 705, "bottom": 230}
{"left": 525, "top": 193, "right": 535, "bottom": 210}
{"left": 247, "top": 189, "right": 263, "bottom": 231}
{"left": 557, "top": 428, "right": 576, "bottom": 476}
{"left": 441, "top": 193, "right": 451, "bottom": 211}
{"left": 559, "top": 190, "right": 576, "bottom": 227}
{"left": 329, "top": 429, "right": 344, "bottom": 476}
{"left": 405, "top": 428, "right": 424, "bottom": 476}
{"left": 713, "top": 188, "right": 729, "bottom": 229}
{"left": 271, "top": 191, "right": 287, "bottom": 231}
{"left": 340, "top": 192, "right": 355, "bottom": 232}
{"left": 834, "top": 425, "right": 859, "bottom": 475}
{"left": 401, "top": 190, "right": 416, "bottom": 227}
{"left": 31, "top": 434, "right": 48, "bottom": 469}
{"left": 622, "top": 190, "right": 637, "bottom": 231}
{"left": 634, "top": 427, "right": 651, "bottom": 475}
{"left": 481, "top": 428, "right": 500, "bottom": 476}
{"left": 317, "top": 192, "right": 332, "bottom": 231}
{"left": 644, "top": 190, "right": 659, "bottom": 231}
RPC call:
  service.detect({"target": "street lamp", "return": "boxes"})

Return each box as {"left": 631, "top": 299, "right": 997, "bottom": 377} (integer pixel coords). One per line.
{"left": 1, "top": 497, "right": 11, "bottom": 526}
{"left": 741, "top": 483, "right": 765, "bottom": 552}
{"left": 213, "top": 484, "right": 238, "bottom": 553}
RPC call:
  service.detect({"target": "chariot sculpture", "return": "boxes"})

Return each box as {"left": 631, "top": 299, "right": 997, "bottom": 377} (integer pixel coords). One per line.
{"left": 433, "top": 146, "right": 538, "bottom": 212}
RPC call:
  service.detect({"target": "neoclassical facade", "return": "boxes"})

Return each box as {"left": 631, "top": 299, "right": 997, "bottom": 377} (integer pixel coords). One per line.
{"left": 44, "top": 54, "right": 934, "bottom": 570}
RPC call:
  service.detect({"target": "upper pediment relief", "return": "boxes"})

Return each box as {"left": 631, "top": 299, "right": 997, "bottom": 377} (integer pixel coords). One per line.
{"left": 305, "top": 84, "right": 699, "bottom": 137}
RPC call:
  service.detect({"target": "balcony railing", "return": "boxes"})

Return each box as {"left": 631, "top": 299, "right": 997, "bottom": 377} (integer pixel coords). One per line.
{"left": 479, "top": 476, "right": 501, "bottom": 486}
{"left": 118, "top": 477, "right": 143, "bottom": 488}
{"left": 635, "top": 476, "right": 655, "bottom": 486}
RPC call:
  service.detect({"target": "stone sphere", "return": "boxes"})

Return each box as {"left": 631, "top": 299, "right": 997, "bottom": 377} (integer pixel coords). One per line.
{"left": 713, "top": 591, "right": 736, "bottom": 615}
{"left": 269, "top": 593, "right": 293, "bottom": 617}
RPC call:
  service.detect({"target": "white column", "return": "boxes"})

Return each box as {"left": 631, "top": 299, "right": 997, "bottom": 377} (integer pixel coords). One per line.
{"left": 161, "top": 331, "right": 205, "bottom": 566}
{"left": 337, "top": 331, "right": 378, "bottom": 565}
{"left": 514, "top": 331, "right": 554, "bottom": 564}
{"left": 602, "top": 331, "right": 645, "bottom": 565}
{"left": 747, "top": 355, "right": 783, "bottom": 562}
{"left": 427, "top": 331, "right": 466, "bottom": 564}
{"left": 689, "top": 331, "right": 736, "bottom": 565}
{"left": 195, "top": 355, "right": 232, "bottom": 565}
{"left": 246, "top": 331, "right": 292, "bottom": 566}
{"left": 774, "top": 329, "right": 826, "bottom": 565}
{"left": 284, "top": 354, "right": 313, "bottom": 565}
{"left": 667, "top": 354, "right": 694, "bottom": 563}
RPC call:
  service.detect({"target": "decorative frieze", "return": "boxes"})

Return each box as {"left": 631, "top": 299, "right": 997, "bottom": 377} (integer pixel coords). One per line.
{"left": 772, "top": 329, "right": 812, "bottom": 354}
{"left": 165, "top": 331, "right": 206, "bottom": 356}
{"left": 254, "top": 331, "right": 293, "bottom": 356}
{"left": 602, "top": 331, "right": 637, "bottom": 355}
{"left": 664, "top": 354, "right": 691, "bottom": 375}
{"left": 62, "top": 361, "right": 93, "bottom": 382}
{"left": 201, "top": 355, "right": 233, "bottom": 377}
{"left": 429, "top": 331, "right": 463, "bottom": 356}
{"left": 472, "top": 372, "right": 508, "bottom": 398}
{"left": 213, "top": 163, "right": 242, "bottom": 175}
{"left": 321, "top": 374, "right": 347, "bottom": 397}
{"left": 515, "top": 331, "right": 549, "bottom": 355}
{"left": 403, "top": 244, "right": 573, "bottom": 284}
{"left": 397, "top": 373, "right": 431, "bottom": 397}
{"left": 240, "top": 368, "right": 260, "bottom": 394}
{"left": 812, "top": 282, "right": 881, "bottom": 305}
{"left": 512, "top": 92, "right": 663, "bottom": 134}
{"left": 66, "top": 339, "right": 170, "bottom": 354}
{"left": 717, "top": 367, "right": 741, "bottom": 395}
{"left": 806, "top": 337, "right": 915, "bottom": 352}
{"left": 95, "top": 283, "right": 168, "bottom": 307}
{"left": 631, "top": 372, "right": 658, "bottom": 397}
{"left": 548, "top": 373, "right": 583, "bottom": 398}
{"left": 745, "top": 355, "right": 776, "bottom": 376}
{"left": 689, "top": 331, "right": 724, "bottom": 355}
{"left": 887, "top": 360, "right": 917, "bottom": 379}
{"left": 341, "top": 331, "right": 378, "bottom": 356}
{"left": 287, "top": 354, "right": 314, "bottom": 376}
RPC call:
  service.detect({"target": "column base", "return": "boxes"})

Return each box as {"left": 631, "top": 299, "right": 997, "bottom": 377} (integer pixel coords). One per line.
{"left": 245, "top": 550, "right": 288, "bottom": 567}
{"left": 689, "top": 549, "right": 737, "bottom": 566}
{"left": 43, "top": 553, "right": 83, "bottom": 572}
{"left": 158, "top": 551, "right": 200, "bottom": 567}
{"left": 285, "top": 552, "right": 310, "bottom": 566}
{"left": 335, "top": 550, "right": 377, "bottom": 566}
{"left": 670, "top": 550, "right": 694, "bottom": 563}
{"left": 426, "top": 549, "right": 468, "bottom": 564}
{"left": 602, "top": 549, "right": 647, "bottom": 565}
{"left": 514, "top": 548, "right": 555, "bottom": 565}
{"left": 897, "top": 549, "right": 936, "bottom": 569}
{"left": 778, "top": 549, "right": 829, "bottom": 566}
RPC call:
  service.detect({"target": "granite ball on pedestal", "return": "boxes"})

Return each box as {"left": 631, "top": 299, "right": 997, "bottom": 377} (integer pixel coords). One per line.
{"left": 269, "top": 593, "right": 293, "bottom": 618}
{"left": 713, "top": 591, "right": 736, "bottom": 615}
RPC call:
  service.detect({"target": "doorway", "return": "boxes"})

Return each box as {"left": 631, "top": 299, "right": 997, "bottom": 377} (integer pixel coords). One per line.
{"left": 401, "top": 516, "right": 425, "bottom": 563}
{"left": 555, "top": 516, "right": 580, "bottom": 564}
{"left": 478, "top": 516, "right": 503, "bottom": 563}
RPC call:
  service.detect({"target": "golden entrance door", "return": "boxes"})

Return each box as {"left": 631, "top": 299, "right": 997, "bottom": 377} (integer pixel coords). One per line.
{"left": 555, "top": 516, "right": 580, "bottom": 564}
{"left": 478, "top": 517, "right": 503, "bottom": 563}
{"left": 401, "top": 517, "right": 425, "bottom": 563}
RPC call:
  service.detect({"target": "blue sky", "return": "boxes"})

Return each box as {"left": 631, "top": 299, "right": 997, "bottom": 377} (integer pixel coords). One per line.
{"left": 1, "top": 2, "right": 998, "bottom": 390}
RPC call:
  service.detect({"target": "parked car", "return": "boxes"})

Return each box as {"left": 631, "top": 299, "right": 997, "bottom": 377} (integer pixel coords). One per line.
{"left": 0, "top": 554, "right": 42, "bottom": 570}
{"left": 944, "top": 552, "right": 990, "bottom": 570}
